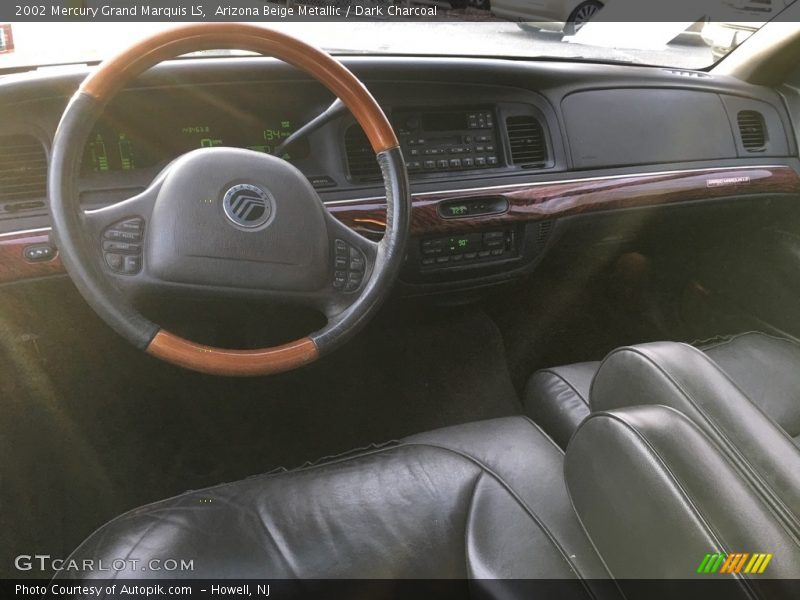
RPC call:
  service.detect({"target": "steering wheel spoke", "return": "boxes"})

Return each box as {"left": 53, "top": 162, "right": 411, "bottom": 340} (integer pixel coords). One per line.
{"left": 82, "top": 182, "right": 160, "bottom": 278}
{"left": 321, "top": 211, "right": 379, "bottom": 312}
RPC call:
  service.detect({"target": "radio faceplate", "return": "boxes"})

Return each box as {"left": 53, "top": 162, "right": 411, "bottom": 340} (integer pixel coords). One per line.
{"left": 394, "top": 108, "right": 502, "bottom": 176}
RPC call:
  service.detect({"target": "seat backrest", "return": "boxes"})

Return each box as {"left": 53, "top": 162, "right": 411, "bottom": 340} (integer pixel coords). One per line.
{"left": 566, "top": 404, "right": 800, "bottom": 592}
{"left": 590, "top": 341, "right": 800, "bottom": 541}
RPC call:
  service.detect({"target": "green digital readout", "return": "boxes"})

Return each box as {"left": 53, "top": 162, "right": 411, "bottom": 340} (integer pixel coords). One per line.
{"left": 118, "top": 133, "right": 135, "bottom": 170}
{"left": 88, "top": 134, "right": 109, "bottom": 173}
{"left": 447, "top": 234, "right": 481, "bottom": 253}
{"left": 447, "top": 205, "right": 469, "bottom": 216}
{"left": 83, "top": 114, "right": 304, "bottom": 174}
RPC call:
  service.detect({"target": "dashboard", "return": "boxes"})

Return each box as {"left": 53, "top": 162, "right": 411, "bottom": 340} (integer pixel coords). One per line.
{"left": 0, "top": 56, "right": 798, "bottom": 294}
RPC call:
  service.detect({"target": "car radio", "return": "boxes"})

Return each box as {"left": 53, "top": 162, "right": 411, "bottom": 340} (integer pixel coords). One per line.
{"left": 394, "top": 108, "right": 502, "bottom": 175}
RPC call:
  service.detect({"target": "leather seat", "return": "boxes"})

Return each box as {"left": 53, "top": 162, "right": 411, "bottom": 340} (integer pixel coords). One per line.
{"left": 62, "top": 415, "right": 800, "bottom": 588}
{"left": 525, "top": 332, "right": 800, "bottom": 449}
{"left": 61, "top": 417, "right": 613, "bottom": 580}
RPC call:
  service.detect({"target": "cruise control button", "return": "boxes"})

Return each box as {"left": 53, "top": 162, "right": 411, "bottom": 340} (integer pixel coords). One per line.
{"left": 104, "top": 229, "right": 142, "bottom": 242}
{"left": 335, "top": 256, "right": 348, "bottom": 269}
{"left": 102, "top": 240, "right": 140, "bottom": 254}
{"left": 118, "top": 218, "right": 144, "bottom": 232}
{"left": 349, "top": 257, "right": 365, "bottom": 271}
{"left": 105, "top": 253, "right": 124, "bottom": 271}
{"left": 123, "top": 254, "right": 142, "bottom": 273}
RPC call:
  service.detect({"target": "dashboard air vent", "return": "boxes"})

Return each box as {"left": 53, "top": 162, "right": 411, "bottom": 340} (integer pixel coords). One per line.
{"left": 345, "top": 126, "right": 381, "bottom": 183}
{"left": 737, "top": 110, "right": 766, "bottom": 152}
{"left": 0, "top": 134, "right": 47, "bottom": 206}
{"left": 506, "top": 116, "right": 546, "bottom": 168}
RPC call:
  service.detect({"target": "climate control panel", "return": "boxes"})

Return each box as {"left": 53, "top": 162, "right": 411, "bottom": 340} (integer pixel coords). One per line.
{"left": 418, "top": 229, "right": 515, "bottom": 270}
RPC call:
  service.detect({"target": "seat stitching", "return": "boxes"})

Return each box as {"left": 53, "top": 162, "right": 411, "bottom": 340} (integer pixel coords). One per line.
{"left": 594, "top": 345, "right": 800, "bottom": 544}
{"left": 582, "top": 411, "right": 758, "bottom": 598}
{"left": 534, "top": 369, "right": 591, "bottom": 408}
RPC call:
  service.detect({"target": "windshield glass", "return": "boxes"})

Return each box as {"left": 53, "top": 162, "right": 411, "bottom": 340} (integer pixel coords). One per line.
{"left": 0, "top": 4, "right": 782, "bottom": 71}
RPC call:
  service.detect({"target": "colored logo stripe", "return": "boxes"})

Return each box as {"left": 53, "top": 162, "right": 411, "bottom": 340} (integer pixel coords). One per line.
{"left": 697, "top": 552, "right": 773, "bottom": 574}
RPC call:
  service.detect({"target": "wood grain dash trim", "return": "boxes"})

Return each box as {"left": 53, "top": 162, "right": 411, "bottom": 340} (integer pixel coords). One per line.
{"left": 0, "top": 231, "right": 61, "bottom": 284}
{"left": 329, "top": 166, "right": 800, "bottom": 236}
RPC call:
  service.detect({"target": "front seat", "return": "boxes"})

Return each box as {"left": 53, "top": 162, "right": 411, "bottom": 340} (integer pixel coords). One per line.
{"left": 527, "top": 331, "right": 800, "bottom": 542}
{"left": 525, "top": 331, "right": 800, "bottom": 449}
{"left": 61, "top": 418, "right": 612, "bottom": 580}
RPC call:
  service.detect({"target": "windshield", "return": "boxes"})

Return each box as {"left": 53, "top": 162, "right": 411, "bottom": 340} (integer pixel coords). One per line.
{"left": 0, "top": 5, "right": 782, "bottom": 71}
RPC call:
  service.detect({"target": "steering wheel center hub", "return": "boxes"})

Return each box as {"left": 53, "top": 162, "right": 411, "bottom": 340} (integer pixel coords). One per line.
{"left": 147, "top": 147, "right": 329, "bottom": 292}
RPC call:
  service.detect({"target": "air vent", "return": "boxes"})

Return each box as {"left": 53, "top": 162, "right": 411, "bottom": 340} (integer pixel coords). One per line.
{"left": 345, "top": 126, "right": 381, "bottom": 183}
{"left": 535, "top": 220, "right": 554, "bottom": 251}
{"left": 506, "top": 116, "right": 547, "bottom": 168}
{"left": 663, "top": 69, "right": 711, "bottom": 78}
{"left": 737, "top": 110, "right": 767, "bottom": 152}
{"left": 0, "top": 134, "right": 47, "bottom": 207}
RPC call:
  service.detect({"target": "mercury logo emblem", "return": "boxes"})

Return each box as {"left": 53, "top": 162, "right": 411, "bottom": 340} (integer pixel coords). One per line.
{"left": 222, "top": 184, "right": 273, "bottom": 229}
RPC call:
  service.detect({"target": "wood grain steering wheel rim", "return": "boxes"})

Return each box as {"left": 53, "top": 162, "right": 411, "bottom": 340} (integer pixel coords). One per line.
{"left": 49, "top": 24, "right": 409, "bottom": 377}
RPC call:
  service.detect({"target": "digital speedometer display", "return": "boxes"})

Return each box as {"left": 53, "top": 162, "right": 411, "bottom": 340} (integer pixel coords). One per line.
{"left": 81, "top": 89, "right": 313, "bottom": 174}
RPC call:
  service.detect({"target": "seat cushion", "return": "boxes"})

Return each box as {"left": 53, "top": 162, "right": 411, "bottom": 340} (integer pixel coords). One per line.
{"left": 525, "top": 331, "right": 800, "bottom": 449}
{"left": 60, "top": 417, "right": 611, "bottom": 580}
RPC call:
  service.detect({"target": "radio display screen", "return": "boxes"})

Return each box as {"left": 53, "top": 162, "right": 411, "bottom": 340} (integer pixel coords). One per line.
{"left": 420, "top": 112, "right": 469, "bottom": 132}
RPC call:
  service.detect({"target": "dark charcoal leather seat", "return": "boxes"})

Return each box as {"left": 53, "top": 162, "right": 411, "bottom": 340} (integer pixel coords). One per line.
{"left": 64, "top": 407, "right": 800, "bottom": 589}
{"left": 62, "top": 418, "right": 612, "bottom": 580}
{"left": 525, "top": 332, "right": 800, "bottom": 449}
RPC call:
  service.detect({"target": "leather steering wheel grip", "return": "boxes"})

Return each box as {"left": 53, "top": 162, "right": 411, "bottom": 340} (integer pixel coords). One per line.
{"left": 49, "top": 23, "right": 409, "bottom": 377}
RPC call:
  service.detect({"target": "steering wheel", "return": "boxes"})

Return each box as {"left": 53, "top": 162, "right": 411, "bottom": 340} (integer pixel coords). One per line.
{"left": 49, "top": 24, "right": 409, "bottom": 377}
